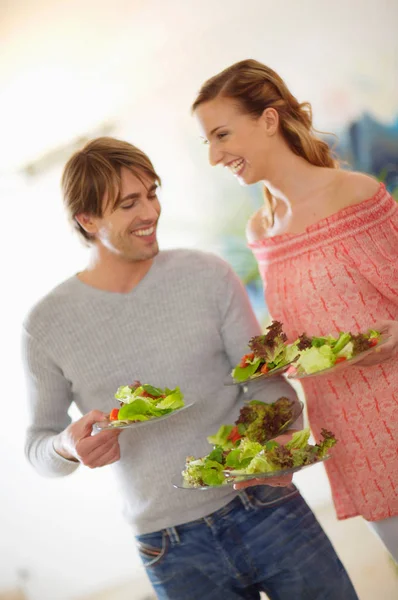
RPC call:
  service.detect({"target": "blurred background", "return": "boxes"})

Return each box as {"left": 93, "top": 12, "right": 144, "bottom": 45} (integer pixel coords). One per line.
{"left": 1, "top": 0, "right": 397, "bottom": 599}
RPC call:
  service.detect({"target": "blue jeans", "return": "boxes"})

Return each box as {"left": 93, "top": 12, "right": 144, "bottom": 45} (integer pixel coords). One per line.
{"left": 135, "top": 485, "right": 358, "bottom": 599}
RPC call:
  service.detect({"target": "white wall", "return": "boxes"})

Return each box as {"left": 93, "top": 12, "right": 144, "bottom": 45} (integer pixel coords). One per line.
{"left": 1, "top": 1, "right": 397, "bottom": 598}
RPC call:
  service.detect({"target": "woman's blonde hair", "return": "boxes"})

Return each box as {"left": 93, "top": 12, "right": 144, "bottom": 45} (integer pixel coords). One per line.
{"left": 61, "top": 136, "right": 161, "bottom": 243}
{"left": 192, "top": 59, "right": 338, "bottom": 169}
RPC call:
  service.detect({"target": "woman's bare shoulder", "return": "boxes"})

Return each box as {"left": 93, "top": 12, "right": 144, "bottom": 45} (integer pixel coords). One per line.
{"left": 335, "top": 171, "right": 381, "bottom": 206}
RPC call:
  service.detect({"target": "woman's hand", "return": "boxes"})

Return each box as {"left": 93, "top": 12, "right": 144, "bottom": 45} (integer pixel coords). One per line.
{"left": 354, "top": 320, "right": 398, "bottom": 367}
{"left": 233, "top": 473, "right": 293, "bottom": 490}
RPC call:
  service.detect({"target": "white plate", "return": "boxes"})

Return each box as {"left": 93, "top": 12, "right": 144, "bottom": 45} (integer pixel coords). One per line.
{"left": 287, "top": 336, "right": 390, "bottom": 380}
{"left": 172, "top": 456, "right": 330, "bottom": 490}
{"left": 225, "top": 362, "right": 295, "bottom": 386}
{"left": 92, "top": 403, "right": 194, "bottom": 433}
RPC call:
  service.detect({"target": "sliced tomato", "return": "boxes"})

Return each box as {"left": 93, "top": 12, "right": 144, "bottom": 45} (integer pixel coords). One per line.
{"left": 239, "top": 352, "right": 255, "bottom": 368}
{"left": 260, "top": 364, "right": 269, "bottom": 374}
{"left": 369, "top": 338, "right": 378, "bottom": 347}
{"left": 109, "top": 408, "right": 120, "bottom": 421}
{"left": 227, "top": 426, "right": 243, "bottom": 444}
{"left": 141, "top": 390, "right": 158, "bottom": 399}
{"left": 335, "top": 357, "right": 347, "bottom": 364}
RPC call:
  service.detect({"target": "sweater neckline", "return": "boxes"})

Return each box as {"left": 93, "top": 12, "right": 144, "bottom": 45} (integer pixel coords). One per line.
{"left": 71, "top": 254, "right": 162, "bottom": 299}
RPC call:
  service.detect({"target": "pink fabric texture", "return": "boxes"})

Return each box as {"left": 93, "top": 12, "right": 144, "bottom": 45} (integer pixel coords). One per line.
{"left": 249, "top": 183, "right": 398, "bottom": 521}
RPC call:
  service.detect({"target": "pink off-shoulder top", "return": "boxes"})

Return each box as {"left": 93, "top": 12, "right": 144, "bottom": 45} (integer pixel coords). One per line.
{"left": 250, "top": 183, "right": 398, "bottom": 521}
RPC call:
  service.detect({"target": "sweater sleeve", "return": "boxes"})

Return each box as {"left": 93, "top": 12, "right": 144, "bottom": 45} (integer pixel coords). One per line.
{"left": 216, "top": 262, "right": 302, "bottom": 428}
{"left": 22, "top": 327, "right": 80, "bottom": 477}
{"left": 217, "top": 260, "right": 261, "bottom": 367}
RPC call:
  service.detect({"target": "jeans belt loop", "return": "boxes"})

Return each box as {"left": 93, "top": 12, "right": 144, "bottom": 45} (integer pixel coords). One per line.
{"left": 237, "top": 490, "right": 252, "bottom": 511}
{"left": 166, "top": 526, "right": 180, "bottom": 544}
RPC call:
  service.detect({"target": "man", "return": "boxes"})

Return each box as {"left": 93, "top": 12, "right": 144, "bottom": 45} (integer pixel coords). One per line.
{"left": 23, "top": 137, "right": 358, "bottom": 599}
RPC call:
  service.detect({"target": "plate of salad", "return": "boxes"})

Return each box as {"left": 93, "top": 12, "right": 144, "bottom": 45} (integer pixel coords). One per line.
{"left": 227, "top": 321, "right": 299, "bottom": 385}
{"left": 286, "top": 329, "right": 388, "bottom": 379}
{"left": 173, "top": 427, "right": 335, "bottom": 489}
{"left": 93, "top": 382, "right": 192, "bottom": 432}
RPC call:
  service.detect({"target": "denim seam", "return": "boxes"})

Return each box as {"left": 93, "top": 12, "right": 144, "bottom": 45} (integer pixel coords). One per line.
{"left": 203, "top": 518, "right": 249, "bottom": 582}
{"left": 228, "top": 523, "right": 261, "bottom": 583}
{"left": 137, "top": 531, "right": 169, "bottom": 568}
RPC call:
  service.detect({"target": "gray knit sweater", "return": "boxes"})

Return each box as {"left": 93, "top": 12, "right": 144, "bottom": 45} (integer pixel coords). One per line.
{"left": 22, "top": 249, "right": 300, "bottom": 534}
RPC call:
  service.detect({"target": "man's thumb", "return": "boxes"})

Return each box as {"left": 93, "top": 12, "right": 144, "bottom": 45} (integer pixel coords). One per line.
{"left": 80, "top": 410, "right": 108, "bottom": 435}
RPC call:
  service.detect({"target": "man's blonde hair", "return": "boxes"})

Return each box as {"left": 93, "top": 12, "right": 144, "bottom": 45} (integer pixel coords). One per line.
{"left": 61, "top": 137, "right": 161, "bottom": 243}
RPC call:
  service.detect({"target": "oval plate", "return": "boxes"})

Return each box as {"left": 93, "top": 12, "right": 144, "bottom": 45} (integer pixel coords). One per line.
{"left": 287, "top": 336, "right": 390, "bottom": 380}
{"left": 92, "top": 402, "right": 194, "bottom": 433}
{"left": 172, "top": 456, "right": 330, "bottom": 490}
{"left": 225, "top": 361, "right": 295, "bottom": 386}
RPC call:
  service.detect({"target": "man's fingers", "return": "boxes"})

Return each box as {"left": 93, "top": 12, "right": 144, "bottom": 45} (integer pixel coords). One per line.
{"left": 82, "top": 410, "right": 109, "bottom": 427}
{"left": 77, "top": 428, "right": 119, "bottom": 453}
{"left": 89, "top": 445, "right": 121, "bottom": 468}
{"left": 76, "top": 431, "right": 120, "bottom": 466}
{"left": 85, "top": 433, "right": 120, "bottom": 457}
{"left": 81, "top": 441, "right": 120, "bottom": 468}
{"left": 92, "top": 428, "right": 121, "bottom": 443}
{"left": 75, "top": 410, "right": 111, "bottom": 438}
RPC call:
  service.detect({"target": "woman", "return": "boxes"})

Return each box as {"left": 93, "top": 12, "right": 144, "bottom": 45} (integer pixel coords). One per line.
{"left": 192, "top": 59, "right": 398, "bottom": 562}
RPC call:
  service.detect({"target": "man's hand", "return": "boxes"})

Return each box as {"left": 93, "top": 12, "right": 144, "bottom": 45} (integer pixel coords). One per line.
{"left": 53, "top": 410, "right": 121, "bottom": 468}
{"left": 233, "top": 430, "right": 297, "bottom": 490}
{"left": 353, "top": 320, "right": 398, "bottom": 367}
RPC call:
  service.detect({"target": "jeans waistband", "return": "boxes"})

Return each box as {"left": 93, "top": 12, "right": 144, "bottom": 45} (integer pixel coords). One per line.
{"left": 164, "top": 492, "right": 250, "bottom": 541}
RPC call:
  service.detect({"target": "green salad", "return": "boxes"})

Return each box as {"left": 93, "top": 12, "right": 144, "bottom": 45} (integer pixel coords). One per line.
{"left": 181, "top": 397, "right": 336, "bottom": 487}
{"left": 183, "top": 427, "right": 336, "bottom": 488}
{"left": 290, "top": 329, "right": 381, "bottom": 376}
{"left": 207, "top": 397, "right": 298, "bottom": 447}
{"left": 232, "top": 321, "right": 299, "bottom": 382}
{"left": 107, "top": 382, "right": 184, "bottom": 425}
{"left": 232, "top": 321, "right": 382, "bottom": 381}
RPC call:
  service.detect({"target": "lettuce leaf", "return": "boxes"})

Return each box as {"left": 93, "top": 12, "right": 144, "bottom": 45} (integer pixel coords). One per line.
{"left": 332, "top": 332, "right": 352, "bottom": 355}
{"left": 336, "top": 341, "right": 353, "bottom": 359}
{"left": 142, "top": 384, "right": 163, "bottom": 397}
{"left": 114, "top": 385, "right": 136, "bottom": 403}
{"left": 238, "top": 438, "right": 264, "bottom": 460}
{"left": 232, "top": 359, "right": 261, "bottom": 382}
{"left": 156, "top": 388, "right": 184, "bottom": 410}
{"left": 117, "top": 398, "right": 166, "bottom": 420}
{"left": 285, "top": 428, "right": 311, "bottom": 450}
{"left": 296, "top": 345, "right": 335, "bottom": 374}
{"left": 207, "top": 446, "right": 224, "bottom": 464}
{"left": 207, "top": 425, "right": 235, "bottom": 449}
{"left": 245, "top": 452, "right": 276, "bottom": 474}
{"left": 311, "top": 335, "right": 337, "bottom": 348}
{"left": 114, "top": 384, "right": 184, "bottom": 421}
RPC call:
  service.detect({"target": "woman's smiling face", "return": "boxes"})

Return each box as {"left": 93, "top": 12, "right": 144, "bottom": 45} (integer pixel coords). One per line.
{"left": 195, "top": 96, "right": 278, "bottom": 185}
